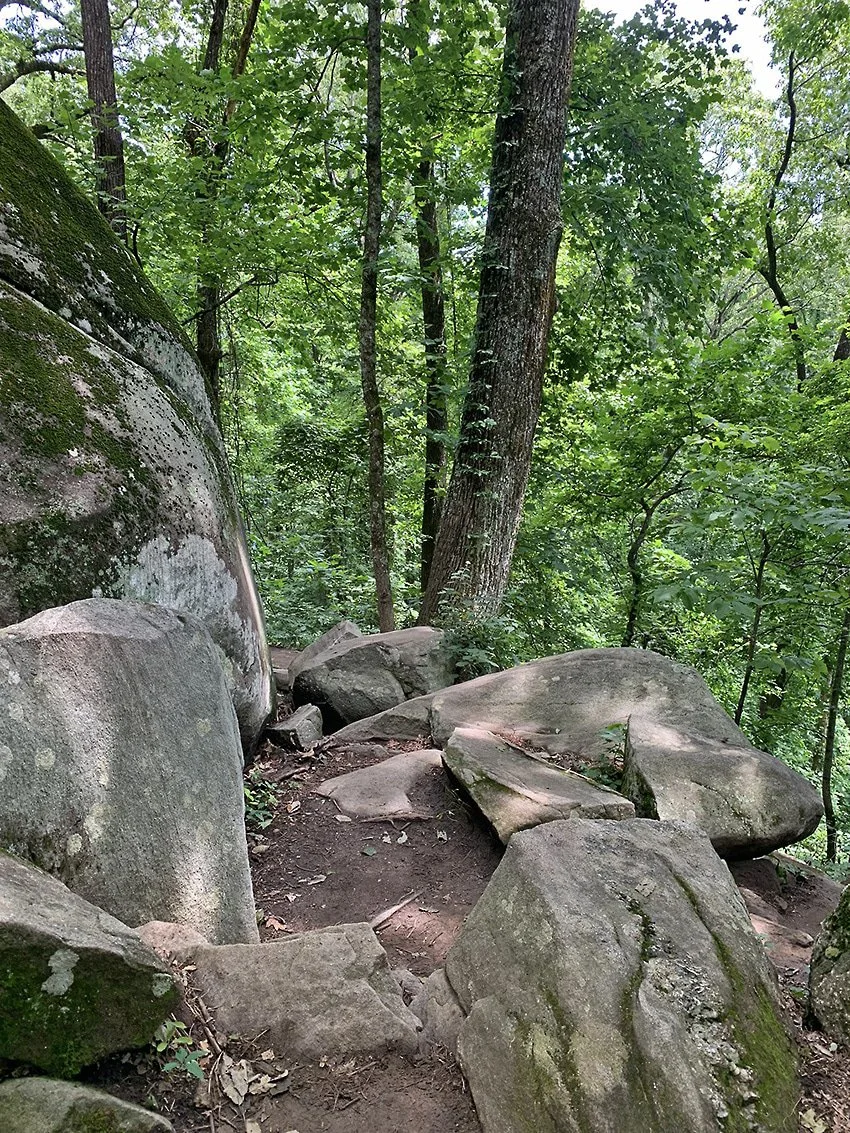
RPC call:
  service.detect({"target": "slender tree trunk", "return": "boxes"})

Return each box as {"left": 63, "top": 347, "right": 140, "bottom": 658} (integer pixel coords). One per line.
{"left": 413, "top": 157, "right": 448, "bottom": 594}
{"left": 735, "top": 531, "right": 771, "bottom": 725}
{"left": 359, "top": 0, "right": 394, "bottom": 631}
{"left": 80, "top": 0, "right": 126, "bottom": 239}
{"left": 419, "top": 0, "right": 579, "bottom": 623}
{"left": 823, "top": 606, "right": 850, "bottom": 862}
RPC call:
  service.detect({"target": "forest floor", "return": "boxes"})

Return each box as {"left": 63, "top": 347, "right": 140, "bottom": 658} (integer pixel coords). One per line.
{"left": 89, "top": 667, "right": 849, "bottom": 1133}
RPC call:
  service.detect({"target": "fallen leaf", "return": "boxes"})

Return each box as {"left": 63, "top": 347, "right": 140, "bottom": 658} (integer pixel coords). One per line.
{"left": 800, "top": 1109, "right": 827, "bottom": 1133}
{"left": 396, "top": 831, "right": 409, "bottom": 845}
{"left": 246, "top": 1120, "right": 262, "bottom": 1132}
{"left": 265, "top": 915, "right": 288, "bottom": 933}
{"left": 334, "top": 814, "right": 353, "bottom": 823}
{"left": 436, "top": 830, "right": 448, "bottom": 842}
{"left": 286, "top": 800, "right": 301, "bottom": 814}
{"left": 381, "top": 833, "right": 391, "bottom": 844}
{"left": 307, "top": 874, "right": 327, "bottom": 885}
{"left": 362, "top": 846, "right": 377, "bottom": 856}
{"left": 260, "top": 1049, "right": 276, "bottom": 1061}
{"left": 217, "top": 1054, "right": 251, "bottom": 1106}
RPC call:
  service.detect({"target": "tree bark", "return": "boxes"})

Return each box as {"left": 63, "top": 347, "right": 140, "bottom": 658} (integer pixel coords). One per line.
{"left": 823, "top": 605, "right": 850, "bottom": 862}
{"left": 80, "top": 0, "right": 127, "bottom": 239}
{"left": 419, "top": 0, "right": 579, "bottom": 623}
{"left": 359, "top": 0, "right": 395, "bottom": 631}
{"left": 413, "top": 157, "right": 449, "bottom": 594}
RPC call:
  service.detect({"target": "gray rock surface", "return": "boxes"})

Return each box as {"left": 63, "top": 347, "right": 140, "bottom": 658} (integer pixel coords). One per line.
{"left": 332, "top": 648, "right": 821, "bottom": 857}
{"left": 317, "top": 748, "right": 443, "bottom": 820}
{"left": 293, "top": 626, "right": 454, "bottom": 726}
{"left": 0, "top": 1077, "right": 173, "bottom": 1132}
{"left": 289, "top": 620, "right": 362, "bottom": 686}
{"left": 267, "top": 704, "right": 323, "bottom": 751}
{"left": 409, "top": 968, "right": 466, "bottom": 1055}
{"left": 446, "top": 818, "right": 799, "bottom": 1133}
{"left": 136, "top": 920, "right": 210, "bottom": 961}
{"left": 443, "top": 726, "right": 634, "bottom": 843}
{"left": 0, "top": 851, "right": 176, "bottom": 1077}
{"left": 0, "top": 100, "right": 273, "bottom": 753}
{"left": 186, "top": 923, "right": 421, "bottom": 1058}
{"left": 0, "top": 599, "right": 259, "bottom": 944}
{"left": 809, "top": 883, "right": 850, "bottom": 1043}
{"left": 623, "top": 717, "right": 823, "bottom": 858}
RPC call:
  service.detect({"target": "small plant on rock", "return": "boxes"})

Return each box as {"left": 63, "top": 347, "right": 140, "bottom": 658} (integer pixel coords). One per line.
{"left": 154, "top": 1018, "right": 206, "bottom": 1080}
{"left": 243, "top": 767, "right": 281, "bottom": 831}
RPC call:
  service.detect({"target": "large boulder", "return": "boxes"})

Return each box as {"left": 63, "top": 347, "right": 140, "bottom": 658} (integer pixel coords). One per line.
{"left": 288, "top": 619, "right": 362, "bottom": 686}
{"left": 330, "top": 648, "right": 822, "bottom": 857}
{"left": 0, "top": 598, "right": 259, "bottom": 944}
{"left": 292, "top": 626, "right": 454, "bottom": 727}
{"left": 184, "top": 923, "right": 421, "bottom": 1058}
{"left": 0, "top": 1078, "right": 172, "bottom": 1132}
{"left": 622, "top": 717, "right": 822, "bottom": 858}
{"left": 442, "top": 726, "right": 634, "bottom": 843}
{"left": 446, "top": 819, "right": 799, "bottom": 1133}
{"left": 809, "top": 883, "right": 850, "bottom": 1043}
{"left": 0, "top": 851, "right": 176, "bottom": 1077}
{"left": 0, "top": 101, "right": 272, "bottom": 752}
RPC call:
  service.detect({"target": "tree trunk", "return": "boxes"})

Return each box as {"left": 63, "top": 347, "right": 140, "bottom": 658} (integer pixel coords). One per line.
{"left": 735, "top": 531, "right": 771, "bottom": 725}
{"left": 413, "top": 157, "right": 448, "bottom": 594}
{"left": 419, "top": 0, "right": 579, "bottom": 623}
{"left": 359, "top": 0, "right": 394, "bottom": 631}
{"left": 80, "top": 0, "right": 126, "bottom": 239}
{"left": 823, "top": 606, "right": 850, "bottom": 862}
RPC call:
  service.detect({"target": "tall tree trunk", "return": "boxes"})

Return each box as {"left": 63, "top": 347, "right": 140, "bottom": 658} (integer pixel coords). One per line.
{"left": 419, "top": 0, "right": 579, "bottom": 624}
{"left": 735, "top": 531, "right": 771, "bottom": 725}
{"left": 413, "top": 157, "right": 448, "bottom": 594}
{"left": 359, "top": 0, "right": 394, "bottom": 631}
{"left": 80, "top": 0, "right": 126, "bottom": 239}
{"left": 823, "top": 606, "right": 850, "bottom": 862}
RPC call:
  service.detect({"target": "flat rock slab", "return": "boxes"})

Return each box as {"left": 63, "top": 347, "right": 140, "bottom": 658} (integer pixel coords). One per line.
{"left": 316, "top": 749, "right": 443, "bottom": 820}
{"left": 446, "top": 818, "right": 799, "bottom": 1133}
{"left": 622, "top": 717, "right": 823, "bottom": 858}
{"left": 0, "top": 851, "right": 176, "bottom": 1077}
{"left": 187, "top": 923, "right": 421, "bottom": 1058}
{"left": 443, "top": 727, "right": 634, "bottom": 843}
{"left": 0, "top": 1077, "right": 173, "bottom": 1132}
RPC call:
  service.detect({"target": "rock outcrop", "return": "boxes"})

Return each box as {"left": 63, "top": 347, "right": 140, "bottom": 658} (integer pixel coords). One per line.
{"left": 809, "top": 883, "right": 850, "bottom": 1044}
{"left": 622, "top": 717, "right": 823, "bottom": 858}
{"left": 446, "top": 819, "right": 799, "bottom": 1133}
{"left": 292, "top": 626, "right": 454, "bottom": 727}
{"left": 0, "top": 851, "right": 176, "bottom": 1077}
{"left": 331, "top": 648, "right": 822, "bottom": 857}
{"left": 0, "top": 101, "right": 272, "bottom": 752}
{"left": 288, "top": 619, "right": 362, "bottom": 686}
{"left": 0, "top": 599, "right": 259, "bottom": 944}
{"left": 0, "top": 1078, "right": 173, "bottom": 1132}
{"left": 442, "top": 727, "right": 634, "bottom": 843}
{"left": 184, "top": 923, "right": 421, "bottom": 1057}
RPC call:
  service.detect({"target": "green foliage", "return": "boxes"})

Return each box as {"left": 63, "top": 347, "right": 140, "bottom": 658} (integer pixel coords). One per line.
{"left": 243, "top": 769, "right": 281, "bottom": 832}
{"left": 153, "top": 1018, "right": 205, "bottom": 1081}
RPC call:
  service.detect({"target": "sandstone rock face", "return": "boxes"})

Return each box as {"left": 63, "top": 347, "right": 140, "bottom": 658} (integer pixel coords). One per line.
{"left": 0, "top": 599, "right": 259, "bottom": 944}
{"left": 331, "top": 648, "right": 822, "bottom": 858}
{"left": 809, "top": 883, "right": 850, "bottom": 1043}
{"left": 186, "top": 923, "right": 421, "bottom": 1058}
{"left": 623, "top": 717, "right": 822, "bottom": 858}
{"left": 446, "top": 819, "right": 799, "bottom": 1133}
{"left": 292, "top": 627, "right": 453, "bottom": 727}
{"left": 317, "top": 749, "right": 443, "bottom": 820}
{"left": 267, "top": 704, "right": 323, "bottom": 751}
{"left": 0, "top": 1078, "right": 173, "bottom": 1132}
{"left": 0, "top": 852, "right": 176, "bottom": 1077}
{"left": 288, "top": 620, "right": 362, "bottom": 686}
{"left": 0, "top": 101, "right": 272, "bottom": 752}
{"left": 442, "top": 727, "right": 634, "bottom": 843}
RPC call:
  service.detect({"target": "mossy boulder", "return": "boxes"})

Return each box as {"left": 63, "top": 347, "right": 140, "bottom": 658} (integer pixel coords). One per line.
{"left": 0, "top": 851, "right": 176, "bottom": 1078}
{"left": 445, "top": 818, "right": 799, "bottom": 1133}
{"left": 809, "top": 882, "right": 850, "bottom": 1043}
{"left": 0, "top": 1077, "right": 172, "bottom": 1131}
{"left": 0, "top": 99, "right": 273, "bottom": 753}
{"left": 0, "top": 598, "right": 260, "bottom": 944}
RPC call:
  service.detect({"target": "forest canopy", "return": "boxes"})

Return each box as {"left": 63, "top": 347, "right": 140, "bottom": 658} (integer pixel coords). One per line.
{"left": 2, "top": 0, "right": 850, "bottom": 864}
